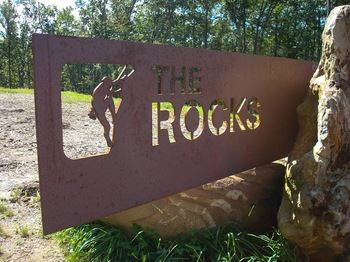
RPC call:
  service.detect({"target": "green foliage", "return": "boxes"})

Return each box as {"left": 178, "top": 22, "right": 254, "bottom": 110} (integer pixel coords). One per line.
{"left": 1, "top": 0, "right": 350, "bottom": 94}
{"left": 60, "top": 64, "right": 126, "bottom": 94}
{"left": 0, "top": 0, "right": 20, "bottom": 88}
{"left": 56, "top": 222, "right": 299, "bottom": 262}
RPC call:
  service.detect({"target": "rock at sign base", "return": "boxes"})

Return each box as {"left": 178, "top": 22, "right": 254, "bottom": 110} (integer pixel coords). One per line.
{"left": 278, "top": 5, "right": 350, "bottom": 259}
{"left": 101, "top": 163, "right": 284, "bottom": 237}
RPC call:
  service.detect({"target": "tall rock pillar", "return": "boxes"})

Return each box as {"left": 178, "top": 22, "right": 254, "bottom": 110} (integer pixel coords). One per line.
{"left": 278, "top": 5, "right": 350, "bottom": 258}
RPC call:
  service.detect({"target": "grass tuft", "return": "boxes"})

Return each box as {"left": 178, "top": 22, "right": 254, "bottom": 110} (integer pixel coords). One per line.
{"left": 10, "top": 187, "right": 21, "bottom": 203}
{"left": 0, "top": 201, "right": 14, "bottom": 218}
{"left": 17, "top": 225, "right": 30, "bottom": 238}
{"left": 0, "top": 224, "right": 7, "bottom": 238}
{"left": 31, "top": 191, "right": 41, "bottom": 205}
{"left": 55, "top": 222, "right": 299, "bottom": 262}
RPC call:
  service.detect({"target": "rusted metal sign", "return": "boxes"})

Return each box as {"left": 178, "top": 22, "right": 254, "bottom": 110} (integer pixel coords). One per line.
{"left": 33, "top": 34, "right": 315, "bottom": 234}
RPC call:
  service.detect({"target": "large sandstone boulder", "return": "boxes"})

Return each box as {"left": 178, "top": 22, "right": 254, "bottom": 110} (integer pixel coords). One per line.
{"left": 278, "top": 6, "right": 350, "bottom": 258}
{"left": 101, "top": 163, "right": 284, "bottom": 237}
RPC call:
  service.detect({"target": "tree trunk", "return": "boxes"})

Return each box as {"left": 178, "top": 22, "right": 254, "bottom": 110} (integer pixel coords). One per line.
{"left": 8, "top": 39, "right": 12, "bottom": 88}
{"left": 203, "top": 2, "right": 209, "bottom": 49}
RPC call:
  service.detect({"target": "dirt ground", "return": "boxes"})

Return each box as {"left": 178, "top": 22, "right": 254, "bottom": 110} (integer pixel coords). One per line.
{"left": 0, "top": 93, "right": 110, "bottom": 261}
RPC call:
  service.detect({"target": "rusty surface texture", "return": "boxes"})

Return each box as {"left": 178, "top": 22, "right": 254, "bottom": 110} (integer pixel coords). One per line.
{"left": 33, "top": 34, "right": 315, "bottom": 234}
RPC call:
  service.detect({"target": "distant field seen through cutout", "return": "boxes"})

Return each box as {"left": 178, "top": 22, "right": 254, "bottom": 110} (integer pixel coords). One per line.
{"left": 61, "top": 64, "right": 134, "bottom": 159}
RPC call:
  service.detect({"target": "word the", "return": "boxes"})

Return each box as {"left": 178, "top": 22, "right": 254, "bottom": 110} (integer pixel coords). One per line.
{"left": 152, "top": 65, "right": 202, "bottom": 95}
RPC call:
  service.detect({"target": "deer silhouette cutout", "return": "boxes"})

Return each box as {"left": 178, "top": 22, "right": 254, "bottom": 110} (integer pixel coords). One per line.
{"left": 88, "top": 65, "right": 134, "bottom": 147}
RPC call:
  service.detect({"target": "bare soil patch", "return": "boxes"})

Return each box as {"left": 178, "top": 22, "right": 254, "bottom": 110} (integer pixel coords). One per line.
{"left": 0, "top": 93, "right": 105, "bottom": 261}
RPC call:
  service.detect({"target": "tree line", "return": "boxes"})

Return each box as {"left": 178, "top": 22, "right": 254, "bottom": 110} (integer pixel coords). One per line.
{"left": 0, "top": 0, "right": 348, "bottom": 93}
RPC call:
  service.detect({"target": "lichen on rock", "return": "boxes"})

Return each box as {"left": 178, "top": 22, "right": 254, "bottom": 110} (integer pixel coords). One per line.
{"left": 278, "top": 5, "right": 350, "bottom": 258}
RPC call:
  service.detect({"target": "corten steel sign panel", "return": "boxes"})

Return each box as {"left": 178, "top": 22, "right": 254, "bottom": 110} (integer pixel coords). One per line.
{"left": 33, "top": 34, "right": 315, "bottom": 234}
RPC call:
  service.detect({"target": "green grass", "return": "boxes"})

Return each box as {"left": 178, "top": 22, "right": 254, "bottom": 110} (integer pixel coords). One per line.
{"left": 0, "top": 87, "right": 90, "bottom": 103}
{"left": 61, "top": 91, "right": 92, "bottom": 103}
{"left": 10, "top": 187, "right": 21, "bottom": 203}
{"left": 0, "top": 87, "right": 91, "bottom": 102}
{"left": 31, "top": 191, "right": 41, "bottom": 205}
{"left": 55, "top": 222, "right": 300, "bottom": 262}
{"left": 17, "top": 225, "right": 30, "bottom": 238}
{"left": 0, "top": 201, "right": 14, "bottom": 218}
{"left": 0, "top": 224, "right": 7, "bottom": 237}
{"left": 0, "top": 87, "right": 122, "bottom": 105}
{"left": 0, "top": 87, "right": 34, "bottom": 94}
